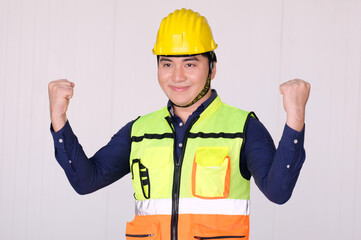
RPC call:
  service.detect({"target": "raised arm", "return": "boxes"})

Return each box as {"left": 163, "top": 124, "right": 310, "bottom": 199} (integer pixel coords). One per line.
{"left": 48, "top": 79, "right": 131, "bottom": 194}
{"left": 244, "top": 79, "right": 310, "bottom": 204}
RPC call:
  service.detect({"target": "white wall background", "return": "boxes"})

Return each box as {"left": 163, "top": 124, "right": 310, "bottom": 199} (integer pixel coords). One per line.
{"left": 1, "top": 0, "right": 360, "bottom": 239}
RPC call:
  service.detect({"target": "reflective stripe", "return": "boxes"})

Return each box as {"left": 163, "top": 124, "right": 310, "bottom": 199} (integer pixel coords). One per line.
{"left": 135, "top": 198, "right": 249, "bottom": 216}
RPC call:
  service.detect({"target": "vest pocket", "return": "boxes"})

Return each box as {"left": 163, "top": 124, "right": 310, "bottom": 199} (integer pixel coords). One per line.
{"left": 126, "top": 234, "right": 154, "bottom": 238}
{"left": 192, "top": 223, "right": 247, "bottom": 239}
{"left": 194, "top": 236, "right": 245, "bottom": 239}
{"left": 192, "top": 146, "right": 231, "bottom": 199}
{"left": 131, "top": 159, "right": 151, "bottom": 199}
{"left": 126, "top": 219, "right": 160, "bottom": 239}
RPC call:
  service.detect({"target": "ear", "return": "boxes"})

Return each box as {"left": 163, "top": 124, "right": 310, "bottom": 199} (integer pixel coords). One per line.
{"left": 210, "top": 62, "right": 217, "bottom": 80}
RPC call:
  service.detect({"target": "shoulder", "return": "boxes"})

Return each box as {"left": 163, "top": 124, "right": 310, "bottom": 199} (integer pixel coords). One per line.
{"left": 244, "top": 117, "right": 273, "bottom": 145}
{"left": 219, "top": 101, "right": 257, "bottom": 124}
{"left": 131, "top": 107, "right": 171, "bottom": 135}
{"left": 134, "top": 107, "right": 168, "bottom": 124}
{"left": 222, "top": 102, "right": 250, "bottom": 116}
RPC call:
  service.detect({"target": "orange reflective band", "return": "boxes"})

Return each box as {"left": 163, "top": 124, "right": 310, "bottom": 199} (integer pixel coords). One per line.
{"left": 126, "top": 214, "right": 249, "bottom": 240}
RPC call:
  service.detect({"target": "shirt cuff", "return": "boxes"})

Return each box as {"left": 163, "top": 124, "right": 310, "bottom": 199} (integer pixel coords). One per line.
{"left": 280, "top": 124, "right": 305, "bottom": 148}
{"left": 50, "top": 120, "right": 76, "bottom": 151}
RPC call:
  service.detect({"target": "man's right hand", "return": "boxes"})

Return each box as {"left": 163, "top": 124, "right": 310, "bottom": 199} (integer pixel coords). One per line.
{"left": 48, "top": 79, "right": 75, "bottom": 132}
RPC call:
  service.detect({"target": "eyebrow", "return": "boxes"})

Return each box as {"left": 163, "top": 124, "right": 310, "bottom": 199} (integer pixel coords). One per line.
{"left": 159, "top": 56, "right": 200, "bottom": 62}
{"left": 159, "top": 58, "right": 172, "bottom": 62}
{"left": 183, "top": 57, "right": 199, "bottom": 62}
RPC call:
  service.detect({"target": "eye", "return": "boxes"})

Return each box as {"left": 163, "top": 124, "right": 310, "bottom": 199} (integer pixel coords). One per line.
{"left": 185, "top": 63, "right": 195, "bottom": 67}
{"left": 163, "top": 63, "right": 171, "bottom": 67}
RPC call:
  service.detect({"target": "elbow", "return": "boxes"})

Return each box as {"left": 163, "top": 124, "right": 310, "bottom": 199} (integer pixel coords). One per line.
{"left": 67, "top": 178, "right": 95, "bottom": 195}
{"left": 260, "top": 174, "right": 300, "bottom": 204}
{"left": 73, "top": 187, "right": 92, "bottom": 195}
{"left": 65, "top": 170, "right": 97, "bottom": 195}
{"left": 70, "top": 182, "right": 97, "bottom": 195}
{"left": 268, "top": 194, "right": 291, "bottom": 205}
{"left": 264, "top": 187, "right": 293, "bottom": 205}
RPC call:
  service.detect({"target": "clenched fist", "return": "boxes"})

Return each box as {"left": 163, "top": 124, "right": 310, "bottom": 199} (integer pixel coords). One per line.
{"left": 48, "top": 79, "right": 75, "bottom": 132}
{"left": 280, "top": 79, "right": 311, "bottom": 132}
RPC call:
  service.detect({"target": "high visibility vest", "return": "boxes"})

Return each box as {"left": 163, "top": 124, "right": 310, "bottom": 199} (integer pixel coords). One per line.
{"left": 127, "top": 96, "right": 254, "bottom": 240}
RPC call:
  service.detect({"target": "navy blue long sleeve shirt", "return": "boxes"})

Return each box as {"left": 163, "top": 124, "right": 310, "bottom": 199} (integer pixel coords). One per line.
{"left": 50, "top": 90, "right": 305, "bottom": 204}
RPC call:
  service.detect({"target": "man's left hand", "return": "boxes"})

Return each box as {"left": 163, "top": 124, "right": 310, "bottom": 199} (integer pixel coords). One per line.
{"left": 280, "top": 79, "right": 311, "bottom": 132}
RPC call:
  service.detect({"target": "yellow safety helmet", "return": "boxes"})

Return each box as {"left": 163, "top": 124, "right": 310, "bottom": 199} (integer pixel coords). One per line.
{"left": 152, "top": 8, "right": 217, "bottom": 55}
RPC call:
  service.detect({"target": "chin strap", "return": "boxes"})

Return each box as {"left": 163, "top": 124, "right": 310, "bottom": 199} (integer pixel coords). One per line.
{"left": 171, "top": 62, "right": 213, "bottom": 108}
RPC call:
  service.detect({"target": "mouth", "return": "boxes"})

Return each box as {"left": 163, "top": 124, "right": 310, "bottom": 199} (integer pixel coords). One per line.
{"left": 170, "top": 86, "right": 190, "bottom": 92}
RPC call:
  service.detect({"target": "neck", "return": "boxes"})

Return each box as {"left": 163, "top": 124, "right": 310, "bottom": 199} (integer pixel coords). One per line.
{"left": 173, "top": 89, "right": 212, "bottom": 123}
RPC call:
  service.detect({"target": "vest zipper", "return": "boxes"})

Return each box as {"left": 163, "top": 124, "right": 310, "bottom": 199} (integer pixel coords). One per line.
{"left": 165, "top": 116, "right": 200, "bottom": 240}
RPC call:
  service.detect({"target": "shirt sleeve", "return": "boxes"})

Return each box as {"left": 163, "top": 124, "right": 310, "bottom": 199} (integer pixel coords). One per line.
{"left": 242, "top": 117, "right": 306, "bottom": 204}
{"left": 50, "top": 120, "right": 133, "bottom": 194}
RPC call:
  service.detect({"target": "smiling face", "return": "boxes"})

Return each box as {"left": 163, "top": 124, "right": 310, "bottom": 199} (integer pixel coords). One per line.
{"left": 157, "top": 55, "right": 216, "bottom": 108}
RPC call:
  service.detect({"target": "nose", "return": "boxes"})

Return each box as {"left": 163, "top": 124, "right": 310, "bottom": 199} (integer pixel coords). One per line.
{"left": 173, "top": 66, "right": 186, "bottom": 82}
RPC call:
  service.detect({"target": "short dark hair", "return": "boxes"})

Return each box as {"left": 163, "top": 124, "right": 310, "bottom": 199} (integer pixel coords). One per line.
{"left": 157, "top": 51, "right": 217, "bottom": 66}
{"left": 201, "top": 51, "right": 217, "bottom": 65}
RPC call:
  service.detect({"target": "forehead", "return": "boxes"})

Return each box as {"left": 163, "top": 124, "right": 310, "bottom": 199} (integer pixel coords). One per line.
{"left": 159, "top": 54, "right": 207, "bottom": 62}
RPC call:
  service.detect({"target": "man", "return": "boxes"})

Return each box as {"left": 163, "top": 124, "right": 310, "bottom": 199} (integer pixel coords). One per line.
{"left": 49, "top": 8, "right": 310, "bottom": 240}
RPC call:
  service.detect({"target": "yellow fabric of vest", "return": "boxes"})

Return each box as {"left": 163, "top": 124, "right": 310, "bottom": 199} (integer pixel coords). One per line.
{"left": 127, "top": 96, "right": 254, "bottom": 240}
